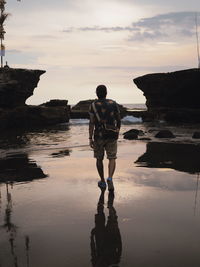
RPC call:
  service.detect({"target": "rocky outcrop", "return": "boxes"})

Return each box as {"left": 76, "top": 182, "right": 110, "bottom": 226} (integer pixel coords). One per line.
{"left": 133, "top": 68, "right": 200, "bottom": 123}
{"left": 0, "top": 68, "right": 45, "bottom": 108}
{"left": 0, "top": 103, "right": 70, "bottom": 129}
{"left": 0, "top": 68, "right": 70, "bottom": 129}
{"left": 41, "top": 99, "right": 68, "bottom": 107}
{"left": 71, "top": 99, "right": 127, "bottom": 119}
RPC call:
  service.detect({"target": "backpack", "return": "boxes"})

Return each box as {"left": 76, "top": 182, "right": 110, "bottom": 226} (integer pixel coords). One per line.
{"left": 92, "top": 102, "right": 119, "bottom": 139}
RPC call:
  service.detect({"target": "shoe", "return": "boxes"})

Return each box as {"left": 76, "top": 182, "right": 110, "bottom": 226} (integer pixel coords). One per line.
{"left": 98, "top": 181, "right": 107, "bottom": 190}
{"left": 107, "top": 177, "right": 114, "bottom": 191}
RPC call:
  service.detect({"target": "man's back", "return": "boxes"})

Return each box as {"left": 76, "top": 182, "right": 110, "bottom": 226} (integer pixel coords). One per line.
{"left": 89, "top": 98, "right": 120, "bottom": 140}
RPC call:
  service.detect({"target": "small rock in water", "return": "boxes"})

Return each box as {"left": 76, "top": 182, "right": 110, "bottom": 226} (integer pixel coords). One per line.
{"left": 192, "top": 132, "right": 200, "bottom": 139}
{"left": 155, "top": 130, "right": 175, "bottom": 138}
{"left": 123, "top": 129, "right": 144, "bottom": 136}
{"left": 123, "top": 132, "right": 138, "bottom": 140}
{"left": 123, "top": 128, "right": 145, "bottom": 140}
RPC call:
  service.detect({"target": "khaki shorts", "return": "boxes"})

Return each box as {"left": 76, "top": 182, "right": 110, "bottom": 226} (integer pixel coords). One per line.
{"left": 93, "top": 139, "right": 117, "bottom": 160}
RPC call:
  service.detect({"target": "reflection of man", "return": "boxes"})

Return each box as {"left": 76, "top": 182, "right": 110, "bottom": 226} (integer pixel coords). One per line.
{"left": 90, "top": 191, "right": 122, "bottom": 267}
{"left": 89, "top": 85, "right": 121, "bottom": 191}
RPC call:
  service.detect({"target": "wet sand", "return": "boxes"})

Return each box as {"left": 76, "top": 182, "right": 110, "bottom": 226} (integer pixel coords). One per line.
{"left": 1, "top": 136, "right": 200, "bottom": 267}
{"left": 1, "top": 119, "right": 200, "bottom": 267}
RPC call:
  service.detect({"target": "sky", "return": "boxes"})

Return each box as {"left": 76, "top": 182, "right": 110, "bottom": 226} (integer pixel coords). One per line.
{"left": 4, "top": 0, "right": 200, "bottom": 104}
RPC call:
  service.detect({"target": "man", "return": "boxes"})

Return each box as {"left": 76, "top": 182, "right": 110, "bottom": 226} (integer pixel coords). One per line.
{"left": 89, "top": 85, "right": 121, "bottom": 191}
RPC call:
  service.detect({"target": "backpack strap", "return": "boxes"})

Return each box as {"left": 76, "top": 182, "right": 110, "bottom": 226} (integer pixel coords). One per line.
{"left": 92, "top": 101, "right": 101, "bottom": 122}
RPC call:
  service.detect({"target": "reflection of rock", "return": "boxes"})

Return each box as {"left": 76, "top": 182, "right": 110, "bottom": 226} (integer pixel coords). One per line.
{"left": 0, "top": 68, "right": 45, "bottom": 108}
{"left": 135, "top": 142, "right": 200, "bottom": 174}
{"left": 155, "top": 130, "right": 175, "bottom": 138}
{"left": 0, "top": 153, "right": 47, "bottom": 183}
{"left": 71, "top": 99, "right": 127, "bottom": 119}
{"left": 133, "top": 68, "right": 200, "bottom": 122}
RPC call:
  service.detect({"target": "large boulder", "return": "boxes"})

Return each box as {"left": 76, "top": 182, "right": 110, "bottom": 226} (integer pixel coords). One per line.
{"left": 133, "top": 68, "right": 200, "bottom": 123}
{"left": 0, "top": 68, "right": 45, "bottom": 108}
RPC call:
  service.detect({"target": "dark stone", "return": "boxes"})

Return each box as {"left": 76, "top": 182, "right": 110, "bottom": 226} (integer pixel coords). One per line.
{"left": 123, "top": 129, "right": 144, "bottom": 136}
{"left": 155, "top": 130, "right": 175, "bottom": 138}
{"left": 72, "top": 100, "right": 94, "bottom": 111}
{"left": 192, "top": 132, "right": 200, "bottom": 139}
{"left": 0, "top": 105, "right": 70, "bottom": 129}
{"left": 41, "top": 99, "right": 68, "bottom": 107}
{"left": 133, "top": 68, "right": 200, "bottom": 123}
{"left": 0, "top": 68, "right": 45, "bottom": 108}
{"left": 123, "top": 132, "right": 138, "bottom": 140}
{"left": 135, "top": 142, "right": 200, "bottom": 174}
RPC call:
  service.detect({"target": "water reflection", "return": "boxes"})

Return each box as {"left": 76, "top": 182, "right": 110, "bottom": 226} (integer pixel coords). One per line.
{"left": 0, "top": 153, "right": 47, "bottom": 184}
{"left": 51, "top": 149, "right": 71, "bottom": 158}
{"left": 90, "top": 191, "right": 122, "bottom": 267}
{"left": 135, "top": 142, "right": 200, "bottom": 174}
{"left": 0, "top": 183, "right": 31, "bottom": 267}
{"left": 0, "top": 123, "right": 70, "bottom": 150}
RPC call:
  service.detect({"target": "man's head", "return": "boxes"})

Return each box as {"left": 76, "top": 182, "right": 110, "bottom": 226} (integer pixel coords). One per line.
{"left": 96, "top": 85, "right": 107, "bottom": 99}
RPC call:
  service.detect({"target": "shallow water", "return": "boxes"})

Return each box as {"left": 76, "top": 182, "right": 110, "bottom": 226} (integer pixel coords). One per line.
{"left": 1, "top": 120, "right": 200, "bottom": 267}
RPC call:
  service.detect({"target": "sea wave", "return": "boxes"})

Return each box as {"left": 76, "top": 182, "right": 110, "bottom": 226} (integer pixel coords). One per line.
{"left": 121, "top": 115, "right": 142, "bottom": 124}
{"left": 69, "top": 119, "right": 89, "bottom": 125}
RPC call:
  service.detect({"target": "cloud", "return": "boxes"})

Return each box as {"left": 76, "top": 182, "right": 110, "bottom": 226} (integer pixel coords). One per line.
{"left": 63, "top": 11, "right": 200, "bottom": 41}
{"left": 6, "top": 49, "right": 21, "bottom": 54}
{"left": 112, "top": 0, "right": 200, "bottom": 9}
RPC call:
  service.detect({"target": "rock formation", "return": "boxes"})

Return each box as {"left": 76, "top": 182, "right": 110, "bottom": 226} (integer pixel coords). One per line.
{"left": 133, "top": 68, "right": 200, "bottom": 123}
{"left": 71, "top": 99, "right": 127, "bottom": 119}
{"left": 0, "top": 68, "right": 45, "bottom": 108}
{"left": 0, "top": 68, "right": 70, "bottom": 129}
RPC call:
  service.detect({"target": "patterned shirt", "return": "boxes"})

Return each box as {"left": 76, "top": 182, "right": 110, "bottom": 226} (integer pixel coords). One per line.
{"left": 89, "top": 98, "right": 121, "bottom": 139}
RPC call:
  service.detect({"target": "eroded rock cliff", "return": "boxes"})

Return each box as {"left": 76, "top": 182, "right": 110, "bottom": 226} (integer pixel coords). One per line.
{"left": 0, "top": 68, "right": 70, "bottom": 129}
{"left": 133, "top": 68, "right": 200, "bottom": 122}
{"left": 0, "top": 68, "right": 45, "bottom": 108}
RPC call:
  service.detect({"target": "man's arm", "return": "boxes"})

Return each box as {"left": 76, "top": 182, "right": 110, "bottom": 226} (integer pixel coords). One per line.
{"left": 115, "top": 103, "right": 121, "bottom": 131}
{"left": 89, "top": 104, "right": 95, "bottom": 148}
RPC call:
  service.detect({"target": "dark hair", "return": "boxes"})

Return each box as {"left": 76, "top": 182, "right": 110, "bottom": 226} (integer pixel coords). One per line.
{"left": 96, "top": 85, "right": 107, "bottom": 99}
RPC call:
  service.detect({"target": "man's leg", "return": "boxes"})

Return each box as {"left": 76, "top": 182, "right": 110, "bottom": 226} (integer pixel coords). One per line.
{"left": 108, "top": 158, "right": 116, "bottom": 178}
{"left": 106, "top": 140, "right": 117, "bottom": 191}
{"left": 96, "top": 159, "right": 105, "bottom": 182}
